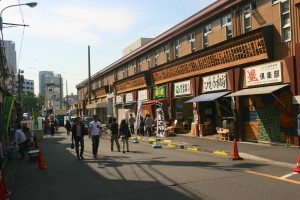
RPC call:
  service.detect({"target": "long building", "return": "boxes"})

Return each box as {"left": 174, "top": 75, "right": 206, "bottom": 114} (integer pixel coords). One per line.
{"left": 76, "top": 0, "right": 300, "bottom": 146}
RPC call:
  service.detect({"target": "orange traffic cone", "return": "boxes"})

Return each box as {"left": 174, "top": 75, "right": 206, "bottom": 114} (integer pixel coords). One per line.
{"left": 0, "top": 170, "right": 11, "bottom": 199}
{"left": 229, "top": 139, "right": 243, "bottom": 160}
{"left": 37, "top": 150, "right": 47, "bottom": 169}
{"left": 292, "top": 154, "right": 300, "bottom": 173}
{"left": 34, "top": 139, "right": 39, "bottom": 148}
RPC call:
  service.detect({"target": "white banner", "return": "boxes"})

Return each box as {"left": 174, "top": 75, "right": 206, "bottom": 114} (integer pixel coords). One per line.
{"left": 156, "top": 103, "right": 165, "bottom": 137}
{"left": 116, "top": 94, "right": 123, "bottom": 104}
{"left": 125, "top": 93, "right": 133, "bottom": 103}
{"left": 135, "top": 100, "right": 143, "bottom": 130}
{"left": 203, "top": 73, "right": 227, "bottom": 92}
{"left": 174, "top": 80, "right": 191, "bottom": 96}
{"left": 245, "top": 62, "right": 282, "bottom": 86}
{"left": 138, "top": 89, "right": 148, "bottom": 101}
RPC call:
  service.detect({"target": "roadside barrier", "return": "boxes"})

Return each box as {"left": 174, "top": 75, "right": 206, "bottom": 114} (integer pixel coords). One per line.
{"left": 37, "top": 150, "right": 47, "bottom": 169}
{"left": 292, "top": 154, "right": 300, "bottom": 173}
{"left": 0, "top": 170, "right": 11, "bottom": 200}
{"left": 229, "top": 139, "right": 243, "bottom": 160}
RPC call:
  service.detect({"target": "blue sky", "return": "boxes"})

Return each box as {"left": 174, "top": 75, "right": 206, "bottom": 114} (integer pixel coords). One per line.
{"left": 1, "top": 0, "right": 217, "bottom": 95}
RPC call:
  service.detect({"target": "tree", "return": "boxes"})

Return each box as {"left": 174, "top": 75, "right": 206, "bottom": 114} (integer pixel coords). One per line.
{"left": 21, "top": 92, "right": 44, "bottom": 116}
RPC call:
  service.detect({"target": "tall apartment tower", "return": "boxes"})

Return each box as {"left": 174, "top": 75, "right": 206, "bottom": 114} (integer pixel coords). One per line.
{"left": 3, "top": 40, "right": 17, "bottom": 74}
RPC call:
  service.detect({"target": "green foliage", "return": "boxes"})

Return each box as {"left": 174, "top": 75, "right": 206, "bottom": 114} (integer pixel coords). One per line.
{"left": 21, "top": 92, "right": 44, "bottom": 115}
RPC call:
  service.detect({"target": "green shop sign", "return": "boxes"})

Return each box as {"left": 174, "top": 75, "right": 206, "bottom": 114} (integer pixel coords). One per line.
{"left": 153, "top": 86, "right": 166, "bottom": 99}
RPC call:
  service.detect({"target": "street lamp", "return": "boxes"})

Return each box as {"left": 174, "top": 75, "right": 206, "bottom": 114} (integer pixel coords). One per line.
{"left": 0, "top": 2, "right": 38, "bottom": 31}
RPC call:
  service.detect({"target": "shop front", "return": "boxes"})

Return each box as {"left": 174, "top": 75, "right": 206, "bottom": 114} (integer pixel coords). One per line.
{"left": 186, "top": 73, "right": 233, "bottom": 139}
{"left": 172, "top": 80, "right": 194, "bottom": 133}
{"left": 228, "top": 61, "right": 295, "bottom": 144}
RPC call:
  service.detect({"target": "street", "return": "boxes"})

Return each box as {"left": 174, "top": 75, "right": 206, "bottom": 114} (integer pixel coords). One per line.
{"left": 4, "top": 129, "right": 300, "bottom": 200}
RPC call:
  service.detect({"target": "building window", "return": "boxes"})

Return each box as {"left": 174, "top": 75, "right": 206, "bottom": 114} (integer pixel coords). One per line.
{"left": 164, "top": 45, "right": 170, "bottom": 62}
{"left": 203, "top": 24, "right": 211, "bottom": 48}
{"left": 221, "top": 13, "right": 232, "bottom": 39}
{"left": 174, "top": 38, "right": 181, "bottom": 58}
{"left": 115, "top": 70, "right": 118, "bottom": 81}
{"left": 187, "top": 32, "right": 195, "bottom": 53}
{"left": 243, "top": 1, "right": 257, "bottom": 33}
{"left": 154, "top": 49, "right": 160, "bottom": 66}
{"left": 272, "top": 0, "right": 279, "bottom": 4}
{"left": 122, "top": 66, "right": 125, "bottom": 78}
{"left": 281, "top": 0, "right": 291, "bottom": 42}
{"left": 146, "top": 54, "right": 151, "bottom": 69}
{"left": 106, "top": 75, "right": 109, "bottom": 85}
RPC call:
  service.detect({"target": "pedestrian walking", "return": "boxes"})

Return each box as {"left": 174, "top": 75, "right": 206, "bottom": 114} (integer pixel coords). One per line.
{"left": 139, "top": 116, "right": 145, "bottom": 136}
{"left": 109, "top": 117, "right": 120, "bottom": 152}
{"left": 88, "top": 115, "right": 101, "bottom": 158}
{"left": 119, "top": 119, "right": 131, "bottom": 153}
{"left": 72, "top": 117, "right": 86, "bottom": 160}
{"left": 43, "top": 118, "right": 49, "bottom": 137}
{"left": 49, "top": 115, "right": 55, "bottom": 137}
{"left": 13, "top": 125, "right": 28, "bottom": 159}
{"left": 145, "top": 114, "right": 152, "bottom": 137}
{"left": 128, "top": 113, "right": 135, "bottom": 135}
{"left": 65, "top": 120, "right": 71, "bottom": 136}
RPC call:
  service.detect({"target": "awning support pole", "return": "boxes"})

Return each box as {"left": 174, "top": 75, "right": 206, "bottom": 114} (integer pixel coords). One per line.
{"left": 270, "top": 93, "right": 291, "bottom": 112}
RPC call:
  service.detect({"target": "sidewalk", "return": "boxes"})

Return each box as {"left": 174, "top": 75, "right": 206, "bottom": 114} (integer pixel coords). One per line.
{"left": 136, "top": 133, "right": 300, "bottom": 168}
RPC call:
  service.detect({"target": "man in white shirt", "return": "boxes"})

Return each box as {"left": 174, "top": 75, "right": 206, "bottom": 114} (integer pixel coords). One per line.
{"left": 13, "top": 125, "right": 28, "bottom": 158}
{"left": 89, "top": 115, "right": 101, "bottom": 158}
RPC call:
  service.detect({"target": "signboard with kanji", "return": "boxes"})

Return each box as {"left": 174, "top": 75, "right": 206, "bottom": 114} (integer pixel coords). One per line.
{"left": 153, "top": 86, "right": 166, "bottom": 99}
{"left": 245, "top": 62, "right": 282, "bottom": 86}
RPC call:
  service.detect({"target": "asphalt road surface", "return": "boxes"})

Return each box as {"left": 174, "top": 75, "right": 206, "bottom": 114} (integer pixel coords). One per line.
{"left": 6, "top": 129, "right": 300, "bottom": 200}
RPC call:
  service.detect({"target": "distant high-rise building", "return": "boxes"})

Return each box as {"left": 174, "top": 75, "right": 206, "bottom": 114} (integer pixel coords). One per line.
{"left": 15, "top": 75, "right": 34, "bottom": 94}
{"left": 3, "top": 40, "right": 17, "bottom": 74}
{"left": 39, "top": 71, "right": 63, "bottom": 110}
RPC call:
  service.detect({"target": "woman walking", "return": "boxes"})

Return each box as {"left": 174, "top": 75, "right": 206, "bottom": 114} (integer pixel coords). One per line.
{"left": 119, "top": 119, "right": 131, "bottom": 153}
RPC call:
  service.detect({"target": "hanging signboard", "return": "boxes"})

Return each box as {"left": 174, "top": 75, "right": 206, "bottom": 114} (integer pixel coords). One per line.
{"left": 138, "top": 89, "right": 148, "bottom": 101}
{"left": 174, "top": 80, "right": 191, "bottom": 96}
{"left": 245, "top": 62, "right": 282, "bottom": 86}
{"left": 203, "top": 73, "right": 227, "bottom": 92}
{"left": 116, "top": 94, "right": 123, "bottom": 104}
{"left": 125, "top": 93, "right": 133, "bottom": 103}
{"left": 153, "top": 85, "right": 166, "bottom": 99}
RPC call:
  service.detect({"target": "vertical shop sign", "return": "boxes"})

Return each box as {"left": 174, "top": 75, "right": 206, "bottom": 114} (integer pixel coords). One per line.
{"left": 174, "top": 80, "right": 191, "bottom": 96}
{"left": 156, "top": 102, "right": 165, "bottom": 137}
{"left": 153, "top": 86, "right": 166, "bottom": 99}
{"left": 203, "top": 73, "right": 227, "bottom": 92}
{"left": 246, "top": 62, "right": 282, "bottom": 86}
{"left": 3, "top": 96, "right": 15, "bottom": 133}
{"left": 135, "top": 100, "right": 143, "bottom": 130}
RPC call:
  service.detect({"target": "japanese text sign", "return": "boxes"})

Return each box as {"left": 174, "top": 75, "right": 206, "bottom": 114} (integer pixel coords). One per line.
{"left": 203, "top": 73, "right": 227, "bottom": 92}
{"left": 246, "top": 62, "right": 282, "bottom": 86}
{"left": 174, "top": 80, "right": 191, "bottom": 96}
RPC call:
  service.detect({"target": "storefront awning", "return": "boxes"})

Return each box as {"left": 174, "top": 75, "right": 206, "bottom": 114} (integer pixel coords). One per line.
{"left": 226, "top": 84, "right": 289, "bottom": 97}
{"left": 86, "top": 101, "right": 107, "bottom": 109}
{"left": 185, "top": 91, "right": 230, "bottom": 103}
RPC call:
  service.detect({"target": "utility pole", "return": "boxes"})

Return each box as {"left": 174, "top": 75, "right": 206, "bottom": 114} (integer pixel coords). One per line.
{"left": 66, "top": 80, "right": 69, "bottom": 110}
{"left": 59, "top": 74, "right": 62, "bottom": 109}
{"left": 88, "top": 45, "right": 91, "bottom": 105}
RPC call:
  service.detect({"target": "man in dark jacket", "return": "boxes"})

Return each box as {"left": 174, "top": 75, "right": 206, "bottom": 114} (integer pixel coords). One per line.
{"left": 72, "top": 117, "right": 86, "bottom": 159}
{"left": 109, "top": 117, "right": 120, "bottom": 152}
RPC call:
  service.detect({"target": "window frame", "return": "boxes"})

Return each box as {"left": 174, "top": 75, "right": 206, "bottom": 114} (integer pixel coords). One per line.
{"left": 221, "top": 13, "right": 232, "bottom": 39}
{"left": 187, "top": 32, "right": 195, "bottom": 53}
{"left": 203, "top": 24, "right": 212, "bottom": 48}
{"left": 243, "top": 1, "right": 257, "bottom": 33}
{"left": 164, "top": 45, "right": 170, "bottom": 62}
{"left": 280, "top": 0, "right": 291, "bottom": 42}
{"left": 174, "top": 38, "right": 181, "bottom": 58}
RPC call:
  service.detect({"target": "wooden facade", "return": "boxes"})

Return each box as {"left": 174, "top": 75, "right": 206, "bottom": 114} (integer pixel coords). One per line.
{"left": 76, "top": 0, "right": 300, "bottom": 145}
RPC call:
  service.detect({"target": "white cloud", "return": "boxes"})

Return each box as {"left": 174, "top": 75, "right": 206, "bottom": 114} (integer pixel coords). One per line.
{"left": 3, "top": 3, "right": 138, "bottom": 44}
